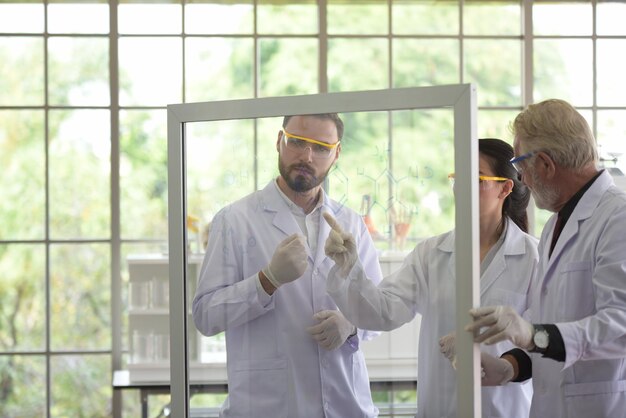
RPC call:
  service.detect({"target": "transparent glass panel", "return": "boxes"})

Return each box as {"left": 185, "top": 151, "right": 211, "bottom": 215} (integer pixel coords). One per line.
{"left": 329, "top": 112, "right": 391, "bottom": 248}
{"left": 597, "top": 110, "right": 626, "bottom": 176}
{"left": 532, "top": 1, "right": 592, "bottom": 36}
{"left": 328, "top": 38, "right": 388, "bottom": 92}
{"left": 464, "top": 39, "right": 521, "bottom": 106}
{"left": 0, "top": 4, "right": 44, "bottom": 33}
{"left": 49, "top": 109, "right": 110, "bottom": 239}
{"left": 50, "top": 354, "right": 111, "bottom": 417}
{"left": 392, "top": 39, "right": 459, "bottom": 88}
{"left": 0, "top": 110, "right": 45, "bottom": 240}
{"left": 257, "top": 0, "right": 317, "bottom": 34}
{"left": 118, "top": 4, "right": 182, "bottom": 35}
{"left": 185, "top": 37, "right": 254, "bottom": 103}
{"left": 392, "top": 0, "right": 459, "bottom": 35}
{"left": 597, "top": 40, "right": 626, "bottom": 107}
{"left": 185, "top": 110, "right": 462, "bottom": 417}
{"left": 0, "top": 37, "right": 44, "bottom": 106}
{"left": 48, "top": 36, "right": 109, "bottom": 106}
{"left": 48, "top": 3, "right": 109, "bottom": 34}
{"left": 597, "top": 1, "right": 626, "bottom": 35}
{"left": 119, "top": 37, "right": 182, "bottom": 106}
{"left": 258, "top": 38, "right": 318, "bottom": 97}
{"left": 391, "top": 109, "right": 455, "bottom": 242}
{"left": 328, "top": 0, "right": 388, "bottom": 35}
{"left": 120, "top": 109, "right": 168, "bottom": 240}
{"left": 0, "top": 355, "right": 46, "bottom": 418}
{"left": 533, "top": 39, "right": 593, "bottom": 106}
{"left": 185, "top": 2, "right": 253, "bottom": 34}
{"left": 0, "top": 245, "right": 46, "bottom": 351}
{"left": 50, "top": 244, "right": 111, "bottom": 350}
{"left": 464, "top": 0, "right": 521, "bottom": 35}
{"left": 477, "top": 109, "right": 518, "bottom": 143}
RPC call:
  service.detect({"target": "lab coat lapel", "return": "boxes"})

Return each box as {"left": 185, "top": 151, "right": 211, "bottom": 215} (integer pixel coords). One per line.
{"left": 480, "top": 222, "right": 525, "bottom": 298}
{"left": 438, "top": 231, "right": 456, "bottom": 279}
{"left": 543, "top": 171, "right": 613, "bottom": 282}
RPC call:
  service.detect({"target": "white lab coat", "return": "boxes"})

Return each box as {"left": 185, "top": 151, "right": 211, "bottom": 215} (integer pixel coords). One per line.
{"left": 327, "top": 219, "right": 537, "bottom": 418}
{"left": 526, "top": 170, "right": 626, "bottom": 418}
{"left": 192, "top": 181, "right": 383, "bottom": 418}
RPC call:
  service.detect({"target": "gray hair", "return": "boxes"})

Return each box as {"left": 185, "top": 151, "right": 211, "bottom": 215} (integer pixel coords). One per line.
{"left": 511, "top": 99, "right": 597, "bottom": 171}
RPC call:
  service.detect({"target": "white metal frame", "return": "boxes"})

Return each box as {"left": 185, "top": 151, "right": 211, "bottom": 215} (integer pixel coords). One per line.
{"left": 167, "top": 85, "right": 480, "bottom": 417}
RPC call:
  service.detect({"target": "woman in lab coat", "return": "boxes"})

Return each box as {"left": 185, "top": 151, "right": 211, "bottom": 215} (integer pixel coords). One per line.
{"left": 325, "top": 138, "right": 537, "bottom": 418}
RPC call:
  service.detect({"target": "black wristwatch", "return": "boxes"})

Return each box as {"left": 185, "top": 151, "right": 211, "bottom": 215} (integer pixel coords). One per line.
{"left": 530, "top": 324, "right": 549, "bottom": 354}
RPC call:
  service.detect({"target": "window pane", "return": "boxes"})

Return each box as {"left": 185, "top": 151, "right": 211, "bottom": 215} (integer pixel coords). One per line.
{"left": 533, "top": 2, "right": 592, "bottom": 36}
{"left": 118, "top": 4, "right": 181, "bottom": 35}
{"left": 0, "top": 355, "right": 46, "bottom": 417}
{"left": 0, "top": 37, "right": 44, "bottom": 106}
{"left": 597, "top": 40, "right": 626, "bottom": 107}
{"left": 392, "top": 0, "right": 459, "bottom": 35}
{"left": 464, "top": 39, "right": 521, "bottom": 106}
{"left": 119, "top": 37, "right": 182, "bottom": 106}
{"left": 328, "top": 1, "right": 388, "bottom": 35}
{"left": 257, "top": 117, "right": 282, "bottom": 187}
{"left": 120, "top": 110, "right": 167, "bottom": 240}
{"left": 534, "top": 39, "right": 593, "bottom": 107}
{"left": 328, "top": 38, "right": 388, "bottom": 92}
{"left": 48, "top": 3, "right": 109, "bottom": 34}
{"left": 185, "top": 3, "right": 253, "bottom": 34}
{"left": 49, "top": 109, "right": 111, "bottom": 239}
{"left": 185, "top": 38, "right": 254, "bottom": 102}
{"left": 259, "top": 38, "right": 318, "bottom": 97}
{"left": 186, "top": 119, "right": 255, "bottom": 224}
{"left": 464, "top": 1, "right": 521, "bottom": 35}
{"left": 0, "top": 110, "right": 45, "bottom": 240}
{"left": 477, "top": 109, "right": 518, "bottom": 142}
{"left": 50, "top": 244, "right": 111, "bottom": 350}
{"left": 597, "top": 110, "right": 626, "bottom": 175}
{"left": 393, "top": 39, "right": 459, "bottom": 88}
{"left": 257, "top": 0, "right": 317, "bottom": 34}
{"left": 48, "top": 37, "right": 109, "bottom": 106}
{"left": 597, "top": 1, "right": 626, "bottom": 35}
{"left": 0, "top": 245, "right": 46, "bottom": 351}
{"left": 50, "top": 354, "right": 111, "bottom": 416}
{"left": 0, "top": 4, "right": 44, "bottom": 33}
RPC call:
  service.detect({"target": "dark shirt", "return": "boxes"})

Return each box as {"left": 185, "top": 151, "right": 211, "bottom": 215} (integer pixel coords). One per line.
{"left": 505, "top": 170, "right": 604, "bottom": 379}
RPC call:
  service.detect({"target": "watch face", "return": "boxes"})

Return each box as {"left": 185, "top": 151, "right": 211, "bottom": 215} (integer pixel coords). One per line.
{"left": 534, "top": 329, "right": 549, "bottom": 349}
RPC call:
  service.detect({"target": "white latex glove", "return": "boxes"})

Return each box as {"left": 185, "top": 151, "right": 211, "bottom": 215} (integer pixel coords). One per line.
{"left": 480, "top": 352, "right": 514, "bottom": 386}
{"left": 323, "top": 212, "right": 358, "bottom": 278}
{"left": 306, "top": 310, "right": 356, "bottom": 350}
{"left": 262, "top": 234, "right": 308, "bottom": 289}
{"left": 439, "top": 332, "right": 457, "bottom": 369}
{"left": 465, "top": 305, "right": 534, "bottom": 350}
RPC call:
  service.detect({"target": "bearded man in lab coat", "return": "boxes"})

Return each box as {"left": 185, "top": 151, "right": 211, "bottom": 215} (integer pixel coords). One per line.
{"left": 465, "top": 99, "right": 626, "bottom": 418}
{"left": 192, "top": 113, "right": 382, "bottom": 418}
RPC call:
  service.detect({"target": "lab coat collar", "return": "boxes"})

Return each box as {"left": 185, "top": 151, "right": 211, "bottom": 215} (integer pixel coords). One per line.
{"left": 545, "top": 170, "right": 614, "bottom": 270}
{"left": 436, "top": 220, "right": 529, "bottom": 296}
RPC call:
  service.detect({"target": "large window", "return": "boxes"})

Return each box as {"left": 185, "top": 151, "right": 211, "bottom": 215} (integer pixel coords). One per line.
{"left": 1, "top": 1, "right": 626, "bottom": 417}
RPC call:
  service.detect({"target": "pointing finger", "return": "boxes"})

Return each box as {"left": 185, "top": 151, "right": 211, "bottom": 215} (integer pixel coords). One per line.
{"left": 323, "top": 212, "right": 345, "bottom": 234}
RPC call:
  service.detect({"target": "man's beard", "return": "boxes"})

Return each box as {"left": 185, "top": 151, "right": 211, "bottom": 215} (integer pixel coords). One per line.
{"left": 529, "top": 169, "right": 560, "bottom": 211}
{"left": 278, "top": 159, "right": 329, "bottom": 193}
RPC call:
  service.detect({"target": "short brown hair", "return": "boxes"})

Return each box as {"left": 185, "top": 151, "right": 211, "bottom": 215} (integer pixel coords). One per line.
{"left": 282, "top": 113, "right": 344, "bottom": 141}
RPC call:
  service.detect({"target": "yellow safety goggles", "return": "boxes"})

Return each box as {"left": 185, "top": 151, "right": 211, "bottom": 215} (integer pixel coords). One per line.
{"left": 282, "top": 129, "right": 340, "bottom": 149}
{"left": 448, "top": 173, "right": 509, "bottom": 182}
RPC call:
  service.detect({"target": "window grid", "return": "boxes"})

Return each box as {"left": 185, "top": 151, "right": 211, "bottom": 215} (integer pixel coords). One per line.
{"left": 1, "top": 1, "right": 626, "bottom": 417}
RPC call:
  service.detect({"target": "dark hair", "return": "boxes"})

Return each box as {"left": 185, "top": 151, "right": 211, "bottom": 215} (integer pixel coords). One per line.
{"left": 479, "top": 138, "right": 530, "bottom": 233}
{"left": 282, "top": 113, "right": 344, "bottom": 140}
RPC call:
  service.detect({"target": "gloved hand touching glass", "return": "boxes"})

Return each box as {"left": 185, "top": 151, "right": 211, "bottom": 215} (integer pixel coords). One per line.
{"left": 261, "top": 233, "right": 309, "bottom": 289}
{"left": 480, "top": 352, "right": 515, "bottom": 386}
{"left": 439, "top": 331, "right": 457, "bottom": 369}
{"left": 307, "top": 310, "right": 357, "bottom": 350}
{"left": 465, "top": 305, "right": 534, "bottom": 350}
{"left": 323, "top": 212, "right": 358, "bottom": 278}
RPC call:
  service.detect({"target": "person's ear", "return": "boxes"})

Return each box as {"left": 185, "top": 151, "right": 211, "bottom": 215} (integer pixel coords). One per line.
{"left": 537, "top": 151, "right": 556, "bottom": 179}
{"left": 276, "top": 130, "right": 283, "bottom": 152}
{"left": 499, "top": 179, "right": 514, "bottom": 199}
